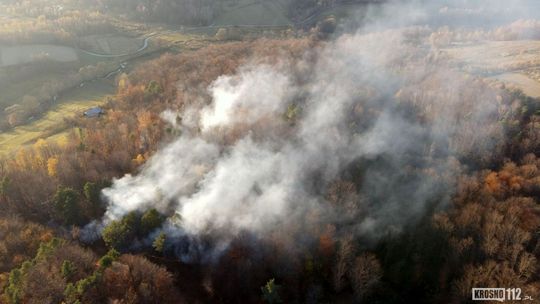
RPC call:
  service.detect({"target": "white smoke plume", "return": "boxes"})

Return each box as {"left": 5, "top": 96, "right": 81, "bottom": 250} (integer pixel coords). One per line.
{"left": 86, "top": 0, "right": 539, "bottom": 260}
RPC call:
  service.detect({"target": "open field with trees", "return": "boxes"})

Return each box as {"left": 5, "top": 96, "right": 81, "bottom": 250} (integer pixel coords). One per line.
{"left": 0, "top": 81, "right": 114, "bottom": 155}
{"left": 0, "top": 5, "right": 160, "bottom": 139}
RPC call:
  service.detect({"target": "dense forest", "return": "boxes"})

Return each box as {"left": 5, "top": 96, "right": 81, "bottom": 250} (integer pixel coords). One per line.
{"left": 1, "top": 0, "right": 540, "bottom": 303}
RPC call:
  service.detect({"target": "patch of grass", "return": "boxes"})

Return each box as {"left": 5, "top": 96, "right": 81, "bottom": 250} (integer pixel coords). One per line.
{"left": 156, "top": 31, "right": 195, "bottom": 43}
{"left": 0, "top": 55, "right": 114, "bottom": 111}
{"left": 79, "top": 35, "right": 145, "bottom": 55}
{"left": 76, "top": 50, "right": 113, "bottom": 66}
{"left": 0, "top": 64, "right": 75, "bottom": 109}
{"left": 0, "top": 45, "right": 78, "bottom": 67}
{"left": 0, "top": 81, "right": 114, "bottom": 155}
{"left": 315, "top": 4, "right": 367, "bottom": 20}
{"left": 213, "top": 1, "right": 291, "bottom": 26}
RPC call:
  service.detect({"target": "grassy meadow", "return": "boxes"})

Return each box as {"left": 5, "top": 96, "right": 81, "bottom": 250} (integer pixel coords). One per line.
{"left": 0, "top": 81, "right": 114, "bottom": 155}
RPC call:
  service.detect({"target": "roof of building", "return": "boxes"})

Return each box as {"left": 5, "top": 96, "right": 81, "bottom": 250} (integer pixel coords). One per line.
{"left": 84, "top": 107, "right": 104, "bottom": 117}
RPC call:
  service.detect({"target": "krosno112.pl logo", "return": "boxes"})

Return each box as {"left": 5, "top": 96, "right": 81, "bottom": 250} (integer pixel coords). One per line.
{"left": 472, "top": 288, "right": 534, "bottom": 302}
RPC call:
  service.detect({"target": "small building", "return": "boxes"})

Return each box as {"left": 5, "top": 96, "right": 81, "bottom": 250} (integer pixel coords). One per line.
{"left": 84, "top": 107, "right": 104, "bottom": 118}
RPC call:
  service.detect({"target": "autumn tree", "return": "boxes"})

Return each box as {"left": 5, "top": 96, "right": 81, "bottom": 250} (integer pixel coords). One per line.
{"left": 350, "top": 254, "right": 382, "bottom": 301}
{"left": 140, "top": 208, "right": 165, "bottom": 235}
{"left": 101, "top": 254, "right": 183, "bottom": 303}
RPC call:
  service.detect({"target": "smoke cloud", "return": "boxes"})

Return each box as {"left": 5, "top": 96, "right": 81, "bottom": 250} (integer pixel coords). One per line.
{"left": 86, "top": 0, "right": 539, "bottom": 261}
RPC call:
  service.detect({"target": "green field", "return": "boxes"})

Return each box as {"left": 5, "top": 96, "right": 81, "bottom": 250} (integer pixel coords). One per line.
{"left": 0, "top": 44, "right": 79, "bottom": 67}
{"left": 79, "top": 35, "right": 143, "bottom": 55}
{"left": 0, "top": 36, "right": 147, "bottom": 111}
{"left": 0, "top": 66, "right": 66, "bottom": 110}
{"left": 213, "top": 1, "right": 291, "bottom": 26}
{"left": 0, "top": 81, "right": 114, "bottom": 155}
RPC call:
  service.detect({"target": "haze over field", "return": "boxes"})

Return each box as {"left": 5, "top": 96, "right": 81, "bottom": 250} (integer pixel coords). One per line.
{"left": 0, "top": 45, "right": 78, "bottom": 67}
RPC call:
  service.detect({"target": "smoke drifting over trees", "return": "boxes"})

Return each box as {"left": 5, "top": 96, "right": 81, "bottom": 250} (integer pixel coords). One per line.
{"left": 94, "top": 0, "right": 526, "bottom": 260}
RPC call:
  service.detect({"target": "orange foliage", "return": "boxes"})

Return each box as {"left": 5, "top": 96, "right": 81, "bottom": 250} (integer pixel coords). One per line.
{"left": 485, "top": 172, "right": 502, "bottom": 194}
{"left": 318, "top": 225, "right": 336, "bottom": 257}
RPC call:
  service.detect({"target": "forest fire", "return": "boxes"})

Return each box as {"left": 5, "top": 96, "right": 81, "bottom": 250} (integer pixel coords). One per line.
{"left": 0, "top": 0, "right": 539, "bottom": 303}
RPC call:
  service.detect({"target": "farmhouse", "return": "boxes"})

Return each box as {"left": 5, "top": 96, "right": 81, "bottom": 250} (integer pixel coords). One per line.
{"left": 84, "top": 107, "right": 104, "bottom": 117}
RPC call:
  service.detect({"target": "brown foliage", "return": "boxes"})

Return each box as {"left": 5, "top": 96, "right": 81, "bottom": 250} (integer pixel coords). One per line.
{"left": 102, "top": 255, "right": 183, "bottom": 304}
{"left": 350, "top": 253, "right": 382, "bottom": 301}
{"left": 0, "top": 217, "right": 53, "bottom": 272}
